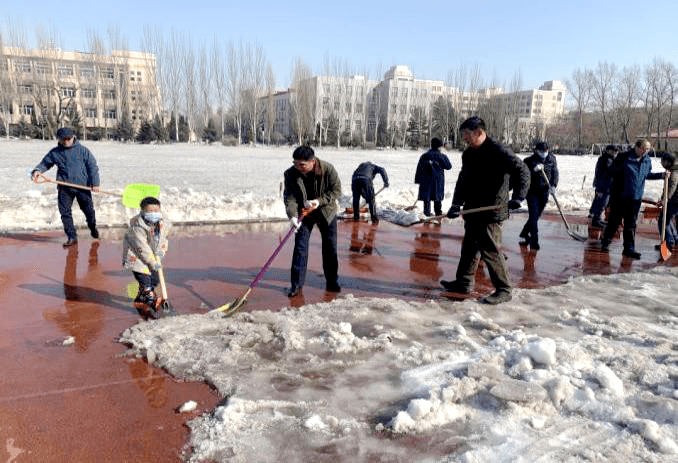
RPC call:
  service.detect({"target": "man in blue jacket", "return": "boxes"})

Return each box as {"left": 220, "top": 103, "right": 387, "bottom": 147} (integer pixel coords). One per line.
{"left": 600, "top": 139, "right": 663, "bottom": 259}
{"left": 414, "top": 138, "right": 452, "bottom": 216}
{"left": 31, "top": 127, "right": 100, "bottom": 247}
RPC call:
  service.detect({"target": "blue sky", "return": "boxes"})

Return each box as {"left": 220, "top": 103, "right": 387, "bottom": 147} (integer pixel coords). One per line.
{"left": 2, "top": 0, "right": 677, "bottom": 93}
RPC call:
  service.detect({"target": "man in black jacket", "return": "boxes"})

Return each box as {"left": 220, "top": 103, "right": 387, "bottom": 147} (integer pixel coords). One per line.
{"left": 441, "top": 117, "right": 530, "bottom": 304}
{"left": 588, "top": 144, "right": 618, "bottom": 228}
{"left": 351, "top": 161, "right": 389, "bottom": 222}
{"left": 519, "top": 141, "right": 559, "bottom": 250}
{"left": 31, "top": 127, "right": 100, "bottom": 247}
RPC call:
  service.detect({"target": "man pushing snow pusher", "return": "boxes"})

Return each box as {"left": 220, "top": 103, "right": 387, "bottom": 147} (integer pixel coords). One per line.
{"left": 123, "top": 196, "right": 173, "bottom": 319}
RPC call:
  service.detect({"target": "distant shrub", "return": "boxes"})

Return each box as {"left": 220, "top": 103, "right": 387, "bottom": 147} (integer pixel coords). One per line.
{"left": 222, "top": 135, "right": 238, "bottom": 146}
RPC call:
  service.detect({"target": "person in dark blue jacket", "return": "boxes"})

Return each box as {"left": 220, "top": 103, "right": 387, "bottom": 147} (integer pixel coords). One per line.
{"left": 600, "top": 139, "right": 663, "bottom": 259}
{"left": 519, "top": 142, "right": 559, "bottom": 250}
{"left": 31, "top": 127, "right": 100, "bottom": 247}
{"left": 414, "top": 138, "right": 452, "bottom": 216}
{"left": 588, "top": 144, "right": 619, "bottom": 228}
{"left": 351, "top": 161, "right": 389, "bottom": 222}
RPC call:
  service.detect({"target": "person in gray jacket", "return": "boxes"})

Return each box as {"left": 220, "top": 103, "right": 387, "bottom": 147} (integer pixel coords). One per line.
{"left": 31, "top": 127, "right": 100, "bottom": 247}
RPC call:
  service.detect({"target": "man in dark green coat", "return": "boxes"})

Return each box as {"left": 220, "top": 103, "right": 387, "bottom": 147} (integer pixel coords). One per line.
{"left": 284, "top": 146, "right": 342, "bottom": 297}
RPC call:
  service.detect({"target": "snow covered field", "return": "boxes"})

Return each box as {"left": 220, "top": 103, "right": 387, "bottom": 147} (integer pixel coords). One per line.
{"left": 2, "top": 138, "right": 664, "bottom": 232}
{"left": 4, "top": 138, "right": 678, "bottom": 462}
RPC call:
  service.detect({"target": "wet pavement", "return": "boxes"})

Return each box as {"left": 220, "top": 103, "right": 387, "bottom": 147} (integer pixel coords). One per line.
{"left": 0, "top": 210, "right": 674, "bottom": 461}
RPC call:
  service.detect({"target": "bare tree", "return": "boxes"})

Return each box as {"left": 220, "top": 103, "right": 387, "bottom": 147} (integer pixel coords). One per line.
{"left": 613, "top": 65, "right": 641, "bottom": 143}
{"left": 197, "top": 42, "right": 211, "bottom": 137}
{"left": 241, "top": 41, "right": 267, "bottom": 145}
{"left": 566, "top": 68, "right": 593, "bottom": 148}
{"left": 263, "top": 63, "right": 275, "bottom": 144}
{"left": 289, "top": 57, "right": 314, "bottom": 145}
{"left": 226, "top": 40, "right": 244, "bottom": 145}
{"left": 210, "top": 36, "right": 226, "bottom": 142}
{"left": 590, "top": 61, "right": 617, "bottom": 142}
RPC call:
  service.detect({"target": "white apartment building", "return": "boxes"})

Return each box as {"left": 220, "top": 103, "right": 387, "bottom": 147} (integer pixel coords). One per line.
{"left": 261, "top": 65, "right": 567, "bottom": 145}
{"left": 0, "top": 47, "right": 161, "bottom": 136}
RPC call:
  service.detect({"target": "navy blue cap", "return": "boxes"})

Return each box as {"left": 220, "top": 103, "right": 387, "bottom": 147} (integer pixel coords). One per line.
{"left": 56, "top": 127, "right": 75, "bottom": 139}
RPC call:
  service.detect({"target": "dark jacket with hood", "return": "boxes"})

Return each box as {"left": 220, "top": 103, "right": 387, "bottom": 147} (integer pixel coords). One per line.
{"left": 609, "top": 149, "right": 662, "bottom": 201}
{"left": 414, "top": 148, "right": 452, "bottom": 201}
{"left": 593, "top": 150, "right": 616, "bottom": 193}
{"left": 524, "top": 151, "right": 558, "bottom": 195}
{"left": 352, "top": 162, "right": 389, "bottom": 187}
{"left": 452, "top": 137, "right": 530, "bottom": 222}
{"left": 32, "top": 140, "right": 100, "bottom": 187}
{"left": 284, "top": 158, "right": 341, "bottom": 223}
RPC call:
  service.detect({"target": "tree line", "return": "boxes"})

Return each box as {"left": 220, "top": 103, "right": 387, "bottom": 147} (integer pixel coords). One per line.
{"left": 2, "top": 20, "right": 677, "bottom": 150}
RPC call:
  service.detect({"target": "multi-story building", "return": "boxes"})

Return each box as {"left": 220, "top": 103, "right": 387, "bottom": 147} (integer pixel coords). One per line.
{"left": 0, "top": 46, "right": 161, "bottom": 137}
{"left": 261, "top": 65, "right": 567, "bottom": 146}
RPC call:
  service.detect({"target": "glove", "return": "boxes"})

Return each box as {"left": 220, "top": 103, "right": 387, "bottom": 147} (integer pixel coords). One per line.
{"left": 533, "top": 164, "right": 544, "bottom": 172}
{"left": 303, "top": 199, "right": 320, "bottom": 209}
{"left": 446, "top": 204, "right": 461, "bottom": 219}
{"left": 31, "top": 170, "right": 40, "bottom": 181}
{"left": 384, "top": 183, "right": 389, "bottom": 188}
{"left": 290, "top": 217, "right": 302, "bottom": 232}
{"left": 548, "top": 186, "right": 555, "bottom": 194}
{"left": 508, "top": 199, "right": 522, "bottom": 210}
{"left": 151, "top": 261, "right": 162, "bottom": 271}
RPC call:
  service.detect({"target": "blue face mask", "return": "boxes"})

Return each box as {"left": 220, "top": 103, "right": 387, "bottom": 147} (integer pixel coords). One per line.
{"left": 142, "top": 211, "right": 162, "bottom": 224}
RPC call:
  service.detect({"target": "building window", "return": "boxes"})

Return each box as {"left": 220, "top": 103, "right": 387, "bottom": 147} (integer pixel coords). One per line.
{"left": 80, "top": 65, "right": 95, "bottom": 78}
{"left": 58, "top": 64, "right": 74, "bottom": 76}
{"left": 105, "top": 108, "right": 117, "bottom": 119}
{"left": 100, "top": 66, "right": 114, "bottom": 79}
{"left": 15, "top": 60, "right": 31, "bottom": 73}
{"left": 21, "top": 104, "right": 34, "bottom": 115}
{"left": 61, "top": 87, "right": 76, "bottom": 97}
{"left": 35, "top": 62, "right": 51, "bottom": 75}
{"left": 345, "top": 103, "right": 351, "bottom": 112}
{"left": 356, "top": 103, "right": 363, "bottom": 113}
{"left": 63, "top": 107, "right": 74, "bottom": 117}
{"left": 18, "top": 84, "right": 33, "bottom": 94}
{"left": 85, "top": 107, "right": 97, "bottom": 118}
{"left": 103, "top": 89, "right": 116, "bottom": 100}
{"left": 81, "top": 87, "right": 96, "bottom": 99}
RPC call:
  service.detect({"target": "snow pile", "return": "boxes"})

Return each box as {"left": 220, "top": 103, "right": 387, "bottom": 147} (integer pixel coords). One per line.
{"left": 3, "top": 139, "right": 665, "bottom": 232}
{"left": 120, "top": 267, "right": 678, "bottom": 462}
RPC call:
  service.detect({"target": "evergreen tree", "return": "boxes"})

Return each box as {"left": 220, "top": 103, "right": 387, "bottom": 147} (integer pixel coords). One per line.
{"left": 152, "top": 115, "right": 169, "bottom": 143}
{"left": 136, "top": 118, "right": 154, "bottom": 143}
{"left": 201, "top": 117, "right": 219, "bottom": 144}
{"left": 117, "top": 113, "right": 134, "bottom": 142}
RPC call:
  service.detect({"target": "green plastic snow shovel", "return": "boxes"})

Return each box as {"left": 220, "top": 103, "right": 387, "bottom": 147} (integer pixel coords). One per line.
{"left": 33, "top": 174, "right": 160, "bottom": 208}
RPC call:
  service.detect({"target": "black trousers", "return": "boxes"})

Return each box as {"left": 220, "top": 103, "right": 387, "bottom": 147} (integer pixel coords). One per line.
{"left": 520, "top": 190, "right": 549, "bottom": 244}
{"left": 351, "top": 177, "right": 377, "bottom": 220}
{"left": 133, "top": 271, "right": 159, "bottom": 291}
{"left": 291, "top": 215, "right": 338, "bottom": 290}
{"left": 602, "top": 197, "right": 642, "bottom": 251}
{"left": 57, "top": 186, "right": 97, "bottom": 240}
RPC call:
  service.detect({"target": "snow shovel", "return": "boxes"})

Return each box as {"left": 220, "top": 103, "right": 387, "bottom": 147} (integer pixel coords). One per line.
{"left": 345, "top": 186, "right": 385, "bottom": 215}
{"left": 33, "top": 174, "right": 160, "bottom": 208}
{"left": 406, "top": 204, "right": 502, "bottom": 226}
{"left": 404, "top": 198, "right": 419, "bottom": 212}
{"left": 659, "top": 174, "right": 672, "bottom": 261}
{"left": 154, "top": 267, "right": 176, "bottom": 317}
{"left": 209, "top": 213, "right": 307, "bottom": 317}
{"left": 538, "top": 168, "right": 587, "bottom": 242}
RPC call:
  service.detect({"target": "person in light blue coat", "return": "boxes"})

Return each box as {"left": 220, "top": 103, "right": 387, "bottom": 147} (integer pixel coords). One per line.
{"left": 31, "top": 127, "right": 100, "bottom": 247}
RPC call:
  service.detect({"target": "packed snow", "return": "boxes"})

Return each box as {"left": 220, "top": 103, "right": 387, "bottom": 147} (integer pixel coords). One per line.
{"left": 3, "top": 138, "right": 664, "bottom": 232}
{"left": 4, "top": 138, "right": 677, "bottom": 462}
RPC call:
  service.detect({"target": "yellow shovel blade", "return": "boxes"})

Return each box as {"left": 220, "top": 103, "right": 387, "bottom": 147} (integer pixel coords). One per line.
{"left": 126, "top": 281, "right": 139, "bottom": 300}
{"left": 122, "top": 183, "right": 161, "bottom": 208}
